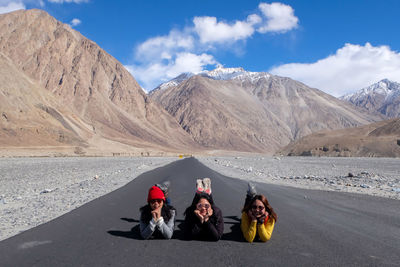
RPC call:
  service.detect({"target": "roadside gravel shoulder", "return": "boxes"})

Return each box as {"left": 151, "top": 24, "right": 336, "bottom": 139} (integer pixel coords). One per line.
{"left": 198, "top": 156, "right": 400, "bottom": 200}
{"left": 0, "top": 157, "right": 177, "bottom": 241}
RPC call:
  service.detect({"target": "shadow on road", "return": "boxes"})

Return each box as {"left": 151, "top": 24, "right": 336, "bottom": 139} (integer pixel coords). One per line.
{"left": 221, "top": 215, "right": 244, "bottom": 242}
{"left": 107, "top": 216, "right": 246, "bottom": 242}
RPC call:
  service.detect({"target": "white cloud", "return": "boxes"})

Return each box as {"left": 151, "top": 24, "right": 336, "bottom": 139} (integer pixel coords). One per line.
{"left": 192, "top": 2, "right": 298, "bottom": 44}
{"left": 258, "top": 2, "right": 299, "bottom": 33}
{"left": 269, "top": 43, "right": 400, "bottom": 97}
{"left": 0, "top": 2, "right": 25, "bottom": 14}
{"left": 127, "top": 2, "right": 298, "bottom": 91}
{"left": 70, "top": 18, "right": 81, "bottom": 26}
{"left": 135, "top": 29, "right": 194, "bottom": 62}
{"left": 193, "top": 16, "right": 255, "bottom": 44}
{"left": 126, "top": 52, "right": 217, "bottom": 91}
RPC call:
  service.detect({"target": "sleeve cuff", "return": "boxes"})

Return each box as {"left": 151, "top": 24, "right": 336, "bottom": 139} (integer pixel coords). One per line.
{"left": 156, "top": 217, "right": 164, "bottom": 227}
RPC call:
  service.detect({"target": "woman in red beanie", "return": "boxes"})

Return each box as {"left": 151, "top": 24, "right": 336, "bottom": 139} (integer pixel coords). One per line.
{"left": 139, "top": 185, "right": 176, "bottom": 239}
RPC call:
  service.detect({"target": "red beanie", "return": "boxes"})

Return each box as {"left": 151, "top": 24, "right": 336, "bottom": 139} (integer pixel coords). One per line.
{"left": 147, "top": 186, "right": 165, "bottom": 202}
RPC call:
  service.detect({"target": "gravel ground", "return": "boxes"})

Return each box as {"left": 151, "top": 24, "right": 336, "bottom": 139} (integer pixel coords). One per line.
{"left": 198, "top": 156, "right": 400, "bottom": 200}
{"left": 0, "top": 157, "right": 177, "bottom": 241}
{"left": 1, "top": 156, "right": 399, "bottom": 241}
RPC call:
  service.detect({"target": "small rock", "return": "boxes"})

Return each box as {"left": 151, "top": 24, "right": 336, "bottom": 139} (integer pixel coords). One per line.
{"left": 40, "top": 189, "right": 53, "bottom": 194}
{"left": 392, "top": 188, "right": 400, "bottom": 193}
{"left": 94, "top": 175, "right": 99, "bottom": 179}
{"left": 348, "top": 173, "right": 354, "bottom": 177}
{"left": 360, "top": 184, "right": 371, "bottom": 189}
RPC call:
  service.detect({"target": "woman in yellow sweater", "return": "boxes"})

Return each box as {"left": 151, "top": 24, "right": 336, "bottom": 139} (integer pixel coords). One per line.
{"left": 241, "top": 183, "right": 277, "bottom": 243}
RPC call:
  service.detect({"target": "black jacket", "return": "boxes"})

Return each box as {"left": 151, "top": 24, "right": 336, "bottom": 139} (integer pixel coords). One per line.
{"left": 184, "top": 206, "right": 224, "bottom": 241}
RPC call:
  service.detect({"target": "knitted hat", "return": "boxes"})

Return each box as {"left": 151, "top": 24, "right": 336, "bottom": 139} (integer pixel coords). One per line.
{"left": 147, "top": 185, "right": 165, "bottom": 202}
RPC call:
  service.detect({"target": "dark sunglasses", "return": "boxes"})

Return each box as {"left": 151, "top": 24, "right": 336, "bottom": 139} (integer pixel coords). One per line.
{"left": 251, "top": 205, "right": 265, "bottom": 211}
{"left": 196, "top": 203, "right": 210, "bottom": 209}
{"left": 150, "top": 199, "right": 163, "bottom": 204}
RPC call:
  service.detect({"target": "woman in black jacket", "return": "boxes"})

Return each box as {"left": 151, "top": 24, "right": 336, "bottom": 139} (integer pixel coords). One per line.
{"left": 184, "top": 178, "right": 224, "bottom": 241}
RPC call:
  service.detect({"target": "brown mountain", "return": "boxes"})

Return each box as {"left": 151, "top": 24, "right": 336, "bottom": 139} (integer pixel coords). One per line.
{"left": 279, "top": 118, "right": 400, "bottom": 157}
{"left": 150, "top": 67, "right": 384, "bottom": 153}
{"left": 340, "top": 79, "right": 400, "bottom": 118}
{"left": 0, "top": 51, "right": 86, "bottom": 149}
{"left": 0, "top": 9, "right": 198, "bottom": 155}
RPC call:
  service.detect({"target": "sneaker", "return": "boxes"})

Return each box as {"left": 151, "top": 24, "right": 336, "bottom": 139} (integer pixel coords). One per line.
{"left": 196, "top": 179, "right": 204, "bottom": 193}
{"left": 203, "top": 177, "right": 212, "bottom": 195}
{"left": 247, "top": 182, "right": 257, "bottom": 197}
{"left": 156, "top": 181, "right": 170, "bottom": 197}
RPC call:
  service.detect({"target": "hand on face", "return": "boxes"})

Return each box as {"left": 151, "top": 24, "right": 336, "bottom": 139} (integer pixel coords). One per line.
{"left": 195, "top": 198, "right": 212, "bottom": 223}
{"left": 250, "top": 199, "right": 267, "bottom": 221}
{"left": 247, "top": 210, "right": 257, "bottom": 221}
{"left": 150, "top": 199, "right": 163, "bottom": 221}
{"left": 194, "top": 209, "right": 205, "bottom": 223}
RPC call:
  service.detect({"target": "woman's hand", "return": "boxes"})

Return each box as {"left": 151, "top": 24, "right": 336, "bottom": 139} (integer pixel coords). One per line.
{"left": 247, "top": 210, "right": 257, "bottom": 222}
{"left": 194, "top": 209, "right": 205, "bottom": 223}
{"left": 204, "top": 207, "right": 213, "bottom": 222}
{"left": 151, "top": 207, "right": 162, "bottom": 221}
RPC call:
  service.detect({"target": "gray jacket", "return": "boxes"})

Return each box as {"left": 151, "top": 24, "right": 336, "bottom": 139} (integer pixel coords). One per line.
{"left": 140, "top": 209, "right": 175, "bottom": 239}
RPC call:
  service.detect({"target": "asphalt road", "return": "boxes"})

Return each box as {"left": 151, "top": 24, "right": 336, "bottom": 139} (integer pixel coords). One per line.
{"left": 1, "top": 157, "right": 399, "bottom": 266}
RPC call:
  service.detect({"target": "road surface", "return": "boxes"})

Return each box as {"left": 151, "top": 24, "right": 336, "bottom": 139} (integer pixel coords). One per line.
{"left": 1, "top": 157, "right": 399, "bottom": 266}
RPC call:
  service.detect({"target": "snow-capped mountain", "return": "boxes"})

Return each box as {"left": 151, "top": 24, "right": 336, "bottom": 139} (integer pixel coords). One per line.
{"left": 152, "top": 72, "right": 195, "bottom": 92}
{"left": 152, "top": 66, "right": 271, "bottom": 92}
{"left": 150, "top": 65, "right": 381, "bottom": 153}
{"left": 340, "top": 79, "right": 400, "bottom": 118}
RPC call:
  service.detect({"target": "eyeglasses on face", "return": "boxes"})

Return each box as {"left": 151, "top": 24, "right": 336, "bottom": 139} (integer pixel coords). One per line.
{"left": 150, "top": 199, "right": 163, "bottom": 204}
{"left": 196, "top": 203, "right": 210, "bottom": 209}
{"left": 251, "top": 205, "right": 265, "bottom": 211}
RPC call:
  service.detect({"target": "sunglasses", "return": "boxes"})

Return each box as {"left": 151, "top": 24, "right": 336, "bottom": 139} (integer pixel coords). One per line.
{"left": 196, "top": 203, "right": 210, "bottom": 210}
{"left": 150, "top": 199, "right": 163, "bottom": 204}
{"left": 251, "top": 205, "right": 265, "bottom": 211}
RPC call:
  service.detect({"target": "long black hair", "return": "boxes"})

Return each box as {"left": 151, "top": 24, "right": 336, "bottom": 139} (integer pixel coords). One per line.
{"left": 140, "top": 202, "right": 176, "bottom": 224}
{"left": 184, "top": 192, "right": 215, "bottom": 216}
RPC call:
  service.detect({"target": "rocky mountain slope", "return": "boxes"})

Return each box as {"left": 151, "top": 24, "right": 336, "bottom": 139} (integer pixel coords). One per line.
{"left": 279, "top": 118, "right": 400, "bottom": 157}
{"left": 0, "top": 9, "right": 198, "bottom": 155}
{"left": 340, "top": 79, "right": 400, "bottom": 118}
{"left": 150, "top": 67, "right": 383, "bottom": 153}
{"left": 0, "top": 52, "right": 86, "bottom": 148}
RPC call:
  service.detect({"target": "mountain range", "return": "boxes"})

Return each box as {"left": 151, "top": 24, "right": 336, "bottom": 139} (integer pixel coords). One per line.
{"left": 0, "top": 9, "right": 198, "bottom": 156}
{"left": 150, "top": 66, "right": 382, "bottom": 152}
{"left": 279, "top": 118, "right": 400, "bottom": 157}
{"left": 340, "top": 79, "right": 400, "bottom": 118}
{"left": 0, "top": 9, "right": 397, "bottom": 156}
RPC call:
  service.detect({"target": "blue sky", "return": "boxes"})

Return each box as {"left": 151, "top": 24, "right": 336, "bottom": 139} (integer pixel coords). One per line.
{"left": 1, "top": 0, "right": 400, "bottom": 96}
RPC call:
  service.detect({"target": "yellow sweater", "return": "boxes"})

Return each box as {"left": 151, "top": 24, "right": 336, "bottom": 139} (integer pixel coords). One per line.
{"left": 240, "top": 211, "right": 275, "bottom": 243}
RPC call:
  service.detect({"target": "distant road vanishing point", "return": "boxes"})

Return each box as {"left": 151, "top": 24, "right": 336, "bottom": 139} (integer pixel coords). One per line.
{"left": 1, "top": 158, "right": 399, "bottom": 266}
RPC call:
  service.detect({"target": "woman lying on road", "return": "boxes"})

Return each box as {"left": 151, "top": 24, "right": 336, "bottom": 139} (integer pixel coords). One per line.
{"left": 139, "top": 183, "right": 176, "bottom": 239}
{"left": 241, "top": 182, "right": 277, "bottom": 243}
{"left": 184, "top": 178, "right": 224, "bottom": 241}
